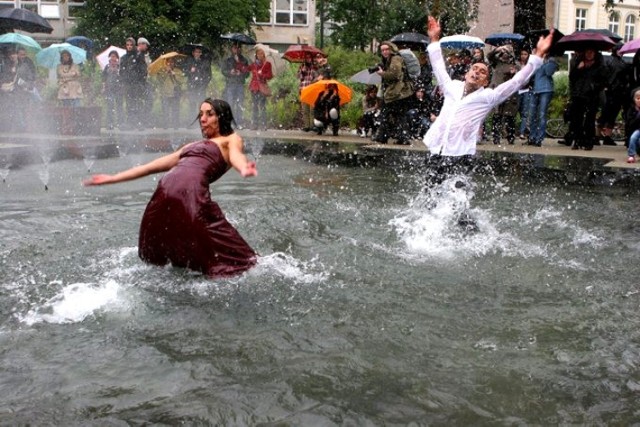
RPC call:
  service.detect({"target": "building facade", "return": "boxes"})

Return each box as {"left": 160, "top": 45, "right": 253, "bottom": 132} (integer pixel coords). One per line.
{"left": 0, "top": 0, "right": 317, "bottom": 49}
{"left": 553, "top": 0, "right": 640, "bottom": 42}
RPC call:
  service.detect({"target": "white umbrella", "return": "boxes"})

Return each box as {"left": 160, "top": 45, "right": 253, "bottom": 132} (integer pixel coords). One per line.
{"left": 96, "top": 45, "right": 126, "bottom": 69}
{"left": 440, "top": 35, "right": 485, "bottom": 50}
{"left": 252, "top": 43, "right": 287, "bottom": 76}
{"left": 350, "top": 69, "right": 381, "bottom": 85}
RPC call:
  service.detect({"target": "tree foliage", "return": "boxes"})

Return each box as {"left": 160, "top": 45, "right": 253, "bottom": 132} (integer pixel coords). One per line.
{"left": 74, "top": 0, "right": 270, "bottom": 55}
{"left": 323, "top": 0, "right": 479, "bottom": 51}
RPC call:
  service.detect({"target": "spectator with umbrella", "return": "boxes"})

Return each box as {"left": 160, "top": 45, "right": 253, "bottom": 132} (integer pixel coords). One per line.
{"left": 1, "top": 46, "right": 36, "bottom": 131}
{"left": 182, "top": 44, "right": 212, "bottom": 123}
{"left": 220, "top": 43, "right": 248, "bottom": 128}
{"left": 295, "top": 52, "right": 317, "bottom": 132}
{"left": 564, "top": 47, "right": 609, "bottom": 150}
{"left": 152, "top": 54, "right": 185, "bottom": 129}
{"left": 596, "top": 42, "right": 629, "bottom": 146}
{"left": 57, "top": 49, "right": 83, "bottom": 108}
{"left": 284, "top": 45, "right": 324, "bottom": 131}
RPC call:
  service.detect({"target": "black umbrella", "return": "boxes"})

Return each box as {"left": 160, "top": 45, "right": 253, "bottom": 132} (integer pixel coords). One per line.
{"left": 485, "top": 33, "right": 525, "bottom": 47}
{"left": 0, "top": 8, "right": 53, "bottom": 34}
{"left": 389, "top": 32, "right": 430, "bottom": 49}
{"left": 220, "top": 33, "right": 256, "bottom": 45}
{"left": 180, "top": 43, "right": 212, "bottom": 59}
{"left": 580, "top": 28, "right": 623, "bottom": 43}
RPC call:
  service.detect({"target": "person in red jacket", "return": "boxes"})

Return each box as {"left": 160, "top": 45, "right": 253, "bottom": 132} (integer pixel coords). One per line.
{"left": 248, "top": 47, "right": 273, "bottom": 130}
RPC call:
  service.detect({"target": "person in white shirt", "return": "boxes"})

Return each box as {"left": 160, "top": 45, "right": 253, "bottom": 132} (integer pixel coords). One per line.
{"left": 423, "top": 16, "right": 554, "bottom": 183}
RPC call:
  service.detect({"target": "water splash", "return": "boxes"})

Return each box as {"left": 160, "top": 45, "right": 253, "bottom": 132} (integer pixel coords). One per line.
{"left": 0, "top": 165, "right": 9, "bottom": 183}
{"left": 18, "top": 279, "right": 125, "bottom": 326}
{"left": 248, "top": 138, "right": 265, "bottom": 160}
{"left": 83, "top": 146, "right": 96, "bottom": 172}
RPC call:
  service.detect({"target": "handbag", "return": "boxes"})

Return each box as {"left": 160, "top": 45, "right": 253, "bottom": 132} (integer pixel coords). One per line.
{"left": 256, "top": 61, "right": 271, "bottom": 96}
{"left": 258, "top": 81, "right": 271, "bottom": 96}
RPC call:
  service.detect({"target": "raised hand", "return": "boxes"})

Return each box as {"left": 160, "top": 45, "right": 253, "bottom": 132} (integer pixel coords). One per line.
{"left": 427, "top": 16, "right": 441, "bottom": 42}
{"left": 535, "top": 29, "right": 555, "bottom": 57}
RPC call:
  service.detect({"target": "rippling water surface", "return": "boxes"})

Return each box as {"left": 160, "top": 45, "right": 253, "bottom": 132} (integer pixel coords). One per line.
{"left": 1, "top": 140, "right": 640, "bottom": 424}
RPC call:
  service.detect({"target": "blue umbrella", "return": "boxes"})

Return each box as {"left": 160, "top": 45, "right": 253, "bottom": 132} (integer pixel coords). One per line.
{"left": 0, "top": 32, "right": 42, "bottom": 51}
{"left": 485, "top": 33, "right": 525, "bottom": 47}
{"left": 66, "top": 36, "right": 94, "bottom": 51}
{"left": 36, "top": 42, "right": 86, "bottom": 68}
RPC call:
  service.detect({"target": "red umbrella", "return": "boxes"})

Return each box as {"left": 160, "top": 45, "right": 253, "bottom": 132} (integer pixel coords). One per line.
{"left": 554, "top": 31, "right": 617, "bottom": 53}
{"left": 283, "top": 44, "right": 325, "bottom": 63}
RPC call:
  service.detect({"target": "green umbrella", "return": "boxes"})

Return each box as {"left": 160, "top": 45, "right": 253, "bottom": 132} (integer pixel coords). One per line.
{"left": 0, "top": 32, "right": 42, "bottom": 51}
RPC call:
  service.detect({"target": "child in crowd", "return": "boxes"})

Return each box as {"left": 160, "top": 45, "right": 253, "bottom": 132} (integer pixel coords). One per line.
{"left": 356, "top": 85, "right": 380, "bottom": 138}
{"left": 625, "top": 87, "right": 640, "bottom": 163}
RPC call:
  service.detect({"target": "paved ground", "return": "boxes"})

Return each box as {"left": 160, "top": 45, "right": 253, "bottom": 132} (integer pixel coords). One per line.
{"left": 237, "top": 128, "right": 638, "bottom": 171}
{"left": 0, "top": 127, "right": 637, "bottom": 172}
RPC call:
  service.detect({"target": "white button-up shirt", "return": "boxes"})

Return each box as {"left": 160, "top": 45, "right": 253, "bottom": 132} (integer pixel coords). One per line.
{"left": 423, "top": 42, "right": 543, "bottom": 156}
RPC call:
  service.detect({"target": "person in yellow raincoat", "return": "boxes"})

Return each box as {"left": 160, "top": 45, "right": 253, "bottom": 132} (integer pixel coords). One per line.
{"left": 154, "top": 57, "right": 186, "bottom": 128}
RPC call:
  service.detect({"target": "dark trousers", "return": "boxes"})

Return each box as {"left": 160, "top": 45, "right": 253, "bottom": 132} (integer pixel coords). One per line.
{"left": 375, "top": 96, "right": 414, "bottom": 143}
{"left": 568, "top": 96, "right": 598, "bottom": 149}
{"left": 492, "top": 114, "right": 516, "bottom": 144}
{"left": 425, "top": 154, "right": 476, "bottom": 187}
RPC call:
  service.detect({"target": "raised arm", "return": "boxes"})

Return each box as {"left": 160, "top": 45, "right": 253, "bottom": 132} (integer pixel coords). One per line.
{"left": 228, "top": 134, "right": 258, "bottom": 177}
{"left": 83, "top": 144, "right": 188, "bottom": 186}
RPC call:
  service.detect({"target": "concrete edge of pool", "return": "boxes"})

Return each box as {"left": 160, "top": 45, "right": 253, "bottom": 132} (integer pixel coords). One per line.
{"left": 0, "top": 127, "right": 639, "bottom": 182}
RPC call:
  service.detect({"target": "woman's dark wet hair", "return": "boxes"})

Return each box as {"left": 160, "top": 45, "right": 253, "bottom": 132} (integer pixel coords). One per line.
{"left": 196, "top": 98, "right": 236, "bottom": 136}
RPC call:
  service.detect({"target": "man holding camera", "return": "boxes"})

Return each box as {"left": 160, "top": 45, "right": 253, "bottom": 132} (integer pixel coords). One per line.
{"left": 372, "top": 41, "right": 415, "bottom": 144}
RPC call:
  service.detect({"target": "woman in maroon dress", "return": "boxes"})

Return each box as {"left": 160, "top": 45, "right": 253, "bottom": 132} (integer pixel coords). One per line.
{"left": 84, "top": 98, "right": 258, "bottom": 277}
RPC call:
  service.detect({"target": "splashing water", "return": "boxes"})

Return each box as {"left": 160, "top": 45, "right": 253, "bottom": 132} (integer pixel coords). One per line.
{"left": 391, "top": 174, "right": 500, "bottom": 259}
{"left": 18, "top": 280, "right": 125, "bottom": 326}
{"left": 0, "top": 166, "right": 9, "bottom": 183}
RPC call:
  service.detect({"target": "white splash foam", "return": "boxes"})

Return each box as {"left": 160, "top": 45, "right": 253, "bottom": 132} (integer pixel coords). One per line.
{"left": 19, "top": 279, "right": 124, "bottom": 326}
{"left": 391, "top": 176, "right": 497, "bottom": 260}
{"left": 252, "top": 252, "right": 329, "bottom": 284}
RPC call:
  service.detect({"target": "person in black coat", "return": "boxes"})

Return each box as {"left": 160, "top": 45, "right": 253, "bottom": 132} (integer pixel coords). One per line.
{"left": 565, "top": 49, "right": 608, "bottom": 150}
{"left": 119, "top": 37, "right": 148, "bottom": 129}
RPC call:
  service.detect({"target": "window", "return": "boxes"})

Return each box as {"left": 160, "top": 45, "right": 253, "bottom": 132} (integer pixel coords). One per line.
{"left": 575, "top": 8, "right": 587, "bottom": 31}
{"left": 67, "top": 1, "right": 85, "bottom": 19}
{"left": 275, "top": 0, "right": 308, "bottom": 26}
{"left": 625, "top": 15, "right": 636, "bottom": 42}
{"left": 608, "top": 14, "right": 619, "bottom": 36}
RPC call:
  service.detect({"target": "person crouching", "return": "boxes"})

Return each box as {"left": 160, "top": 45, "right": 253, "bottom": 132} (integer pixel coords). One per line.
{"left": 313, "top": 83, "right": 340, "bottom": 135}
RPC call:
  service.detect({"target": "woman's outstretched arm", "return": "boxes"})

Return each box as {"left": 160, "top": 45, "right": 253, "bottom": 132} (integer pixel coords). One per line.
{"left": 228, "top": 134, "right": 258, "bottom": 177}
{"left": 83, "top": 145, "right": 188, "bottom": 186}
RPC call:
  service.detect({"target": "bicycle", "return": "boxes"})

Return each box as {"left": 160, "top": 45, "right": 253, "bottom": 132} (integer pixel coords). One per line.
{"left": 545, "top": 119, "right": 625, "bottom": 141}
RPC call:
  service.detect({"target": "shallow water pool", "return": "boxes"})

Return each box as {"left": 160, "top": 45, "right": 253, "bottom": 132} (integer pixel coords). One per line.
{"left": 1, "top": 138, "right": 640, "bottom": 424}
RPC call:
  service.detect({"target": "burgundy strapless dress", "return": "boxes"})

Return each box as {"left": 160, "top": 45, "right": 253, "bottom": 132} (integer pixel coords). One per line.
{"left": 139, "top": 140, "right": 257, "bottom": 277}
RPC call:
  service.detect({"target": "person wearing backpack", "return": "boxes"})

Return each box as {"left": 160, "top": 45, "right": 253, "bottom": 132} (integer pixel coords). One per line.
{"left": 372, "top": 41, "right": 416, "bottom": 144}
